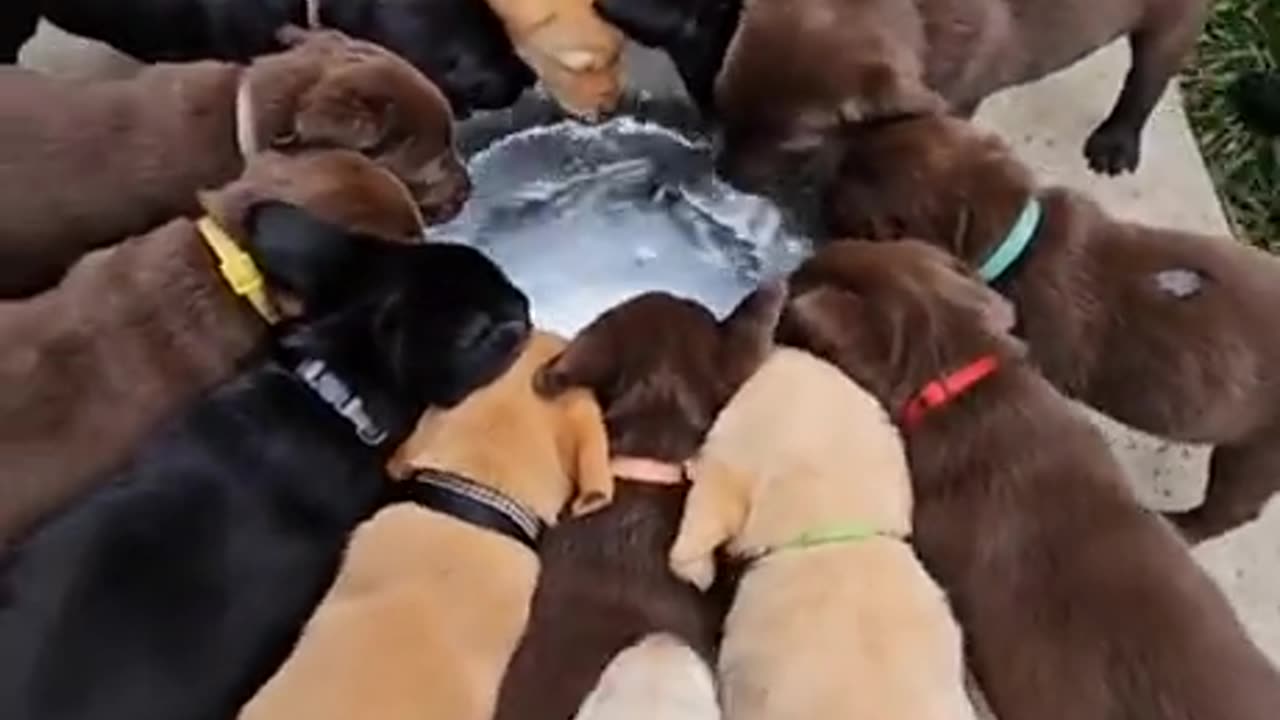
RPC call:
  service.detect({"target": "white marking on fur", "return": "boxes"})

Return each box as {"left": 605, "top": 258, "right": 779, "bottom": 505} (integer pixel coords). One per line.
{"left": 573, "top": 634, "right": 720, "bottom": 720}
{"left": 306, "top": 0, "right": 322, "bottom": 29}
{"left": 235, "top": 76, "right": 257, "bottom": 158}
{"left": 1154, "top": 268, "right": 1203, "bottom": 298}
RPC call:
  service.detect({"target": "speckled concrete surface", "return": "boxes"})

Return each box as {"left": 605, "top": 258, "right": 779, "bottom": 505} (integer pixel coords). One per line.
{"left": 18, "top": 17, "right": 1278, "bottom": 674}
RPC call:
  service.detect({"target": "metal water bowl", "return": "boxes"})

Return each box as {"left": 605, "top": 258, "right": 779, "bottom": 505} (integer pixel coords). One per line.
{"left": 435, "top": 85, "right": 811, "bottom": 336}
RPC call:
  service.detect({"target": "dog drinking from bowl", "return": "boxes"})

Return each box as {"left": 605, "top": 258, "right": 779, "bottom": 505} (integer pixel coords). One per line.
{"left": 0, "top": 148, "right": 435, "bottom": 550}
{"left": 241, "top": 330, "right": 613, "bottom": 720}
{"left": 668, "top": 346, "right": 977, "bottom": 720}
{"left": 823, "top": 113, "right": 1280, "bottom": 543}
{"left": 0, "top": 27, "right": 470, "bottom": 297}
{"left": 494, "top": 285, "right": 784, "bottom": 720}
{"left": 712, "top": 0, "right": 1209, "bottom": 192}
{"left": 777, "top": 238, "right": 1280, "bottom": 720}
{"left": 0, "top": 204, "right": 530, "bottom": 720}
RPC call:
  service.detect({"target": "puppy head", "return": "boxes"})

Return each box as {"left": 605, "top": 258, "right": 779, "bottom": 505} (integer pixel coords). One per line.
{"left": 778, "top": 240, "right": 1018, "bottom": 415}
{"left": 363, "top": 0, "right": 534, "bottom": 113}
{"left": 242, "top": 202, "right": 531, "bottom": 412}
{"left": 245, "top": 28, "right": 471, "bottom": 224}
{"left": 203, "top": 149, "right": 426, "bottom": 246}
{"left": 824, "top": 115, "right": 1035, "bottom": 259}
{"left": 713, "top": 0, "right": 943, "bottom": 193}
{"left": 593, "top": 0, "right": 741, "bottom": 109}
{"left": 534, "top": 283, "right": 785, "bottom": 461}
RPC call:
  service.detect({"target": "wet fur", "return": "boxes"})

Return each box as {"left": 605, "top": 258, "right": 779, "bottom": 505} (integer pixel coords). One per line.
{"left": 670, "top": 348, "right": 975, "bottom": 720}
{"left": 777, "top": 239, "right": 1280, "bottom": 720}
{"left": 713, "top": 0, "right": 1209, "bottom": 188}
{"left": 493, "top": 288, "right": 783, "bottom": 720}
{"left": 241, "top": 331, "right": 612, "bottom": 720}
{"left": 0, "top": 28, "right": 469, "bottom": 297}
{"left": 485, "top": 0, "right": 624, "bottom": 119}
{"left": 825, "top": 114, "right": 1280, "bottom": 542}
{"left": 4, "top": 0, "right": 531, "bottom": 112}
{"left": 0, "top": 203, "right": 530, "bottom": 720}
{"left": 0, "top": 149, "right": 427, "bottom": 551}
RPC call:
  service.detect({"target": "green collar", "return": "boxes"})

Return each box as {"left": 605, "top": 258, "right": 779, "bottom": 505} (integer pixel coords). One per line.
{"left": 755, "top": 522, "right": 905, "bottom": 560}
{"left": 976, "top": 196, "right": 1043, "bottom": 283}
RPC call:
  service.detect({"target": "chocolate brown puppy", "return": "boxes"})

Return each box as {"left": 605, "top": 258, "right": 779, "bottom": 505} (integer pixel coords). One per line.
{"left": 0, "top": 149, "right": 424, "bottom": 550}
{"left": 777, "top": 238, "right": 1280, "bottom": 720}
{"left": 714, "top": 0, "right": 1209, "bottom": 188}
{"left": 494, "top": 286, "right": 784, "bottom": 720}
{"left": 824, "top": 113, "right": 1280, "bottom": 542}
{"left": 0, "top": 27, "right": 468, "bottom": 297}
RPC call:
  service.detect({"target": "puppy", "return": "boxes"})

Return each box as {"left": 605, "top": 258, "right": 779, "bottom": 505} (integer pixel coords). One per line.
{"left": 594, "top": 0, "right": 740, "bottom": 109}
{"left": 12, "top": 0, "right": 531, "bottom": 113}
{"left": 669, "top": 347, "right": 976, "bottom": 720}
{"left": 486, "top": 0, "right": 625, "bottom": 119}
{"left": 714, "top": 0, "right": 1209, "bottom": 189}
{"left": 777, "top": 238, "right": 1280, "bottom": 720}
{"left": 824, "top": 113, "right": 1280, "bottom": 542}
{"left": 0, "top": 27, "right": 469, "bottom": 297}
{"left": 0, "top": 203, "right": 530, "bottom": 720}
{"left": 0, "top": 149, "right": 425, "bottom": 550}
{"left": 572, "top": 634, "right": 721, "bottom": 720}
{"left": 240, "top": 330, "right": 612, "bottom": 720}
{"left": 493, "top": 286, "right": 784, "bottom": 720}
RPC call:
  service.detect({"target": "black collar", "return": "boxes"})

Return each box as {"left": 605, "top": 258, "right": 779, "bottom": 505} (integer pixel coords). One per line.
{"left": 384, "top": 469, "right": 546, "bottom": 551}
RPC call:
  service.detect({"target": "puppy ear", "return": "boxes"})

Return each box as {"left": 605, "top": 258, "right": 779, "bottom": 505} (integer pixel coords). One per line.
{"left": 669, "top": 457, "right": 751, "bottom": 591}
{"left": 719, "top": 279, "right": 787, "bottom": 381}
{"left": 535, "top": 332, "right": 614, "bottom": 398}
{"left": 563, "top": 389, "right": 615, "bottom": 517}
{"left": 293, "top": 71, "right": 390, "bottom": 151}
{"left": 780, "top": 286, "right": 864, "bottom": 359}
{"left": 242, "top": 201, "right": 367, "bottom": 304}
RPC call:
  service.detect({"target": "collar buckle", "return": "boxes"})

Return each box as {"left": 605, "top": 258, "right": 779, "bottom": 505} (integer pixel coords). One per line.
{"left": 197, "top": 216, "right": 281, "bottom": 324}
{"left": 900, "top": 355, "right": 1001, "bottom": 430}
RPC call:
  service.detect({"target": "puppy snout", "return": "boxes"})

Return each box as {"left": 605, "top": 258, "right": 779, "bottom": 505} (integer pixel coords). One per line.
{"left": 411, "top": 157, "right": 472, "bottom": 224}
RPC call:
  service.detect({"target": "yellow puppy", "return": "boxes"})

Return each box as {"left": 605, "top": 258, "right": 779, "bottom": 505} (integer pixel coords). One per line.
{"left": 572, "top": 634, "right": 721, "bottom": 720}
{"left": 668, "top": 348, "right": 976, "bottom": 720}
{"left": 484, "top": 0, "right": 625, "bottom": 119}
{"left": 240, "top": 330, "right": 614, "bottom": 720}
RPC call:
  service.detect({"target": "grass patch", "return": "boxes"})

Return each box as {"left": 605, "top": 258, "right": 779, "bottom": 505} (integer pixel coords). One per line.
{"left": 1180, "top": 0, "right": 1279, "bottom": 250}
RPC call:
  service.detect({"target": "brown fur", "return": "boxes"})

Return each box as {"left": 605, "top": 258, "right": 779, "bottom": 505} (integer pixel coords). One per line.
{"left": 824, "top": 113, "right": 1280, "bottom": 542}
{"left": 493, "top": 287, "right": 784, "bottom": 720}
{"left": 0, "top": 26, "right": 468, "bottom": 298}
{"left": 0, "top": 149, "right": 424, "bottom": 551}
{"left": 777, "top": 238, "right": 1280, "bottom": 720}
{"left": 714, "top": 0, "right": 1209, "bottom": 188}
{"left": 484, "top": 0, "right": 624, "bottom": 119}
{"left": 240, "top": 331, "right": 614, "bottom": 720}
{"left": 669, "top": 347, "right": 976, "bottom": 720}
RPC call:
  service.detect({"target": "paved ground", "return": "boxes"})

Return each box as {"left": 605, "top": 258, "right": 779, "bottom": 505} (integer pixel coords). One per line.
{"left": 19, "top": 20, "right": 1279, "bottom": 669}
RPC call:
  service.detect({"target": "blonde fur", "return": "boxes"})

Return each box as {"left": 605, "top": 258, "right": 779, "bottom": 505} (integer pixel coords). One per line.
{"left": 240, "top": 331, "right": 614, "bottom": 720}
{"left": 669, "top": 348, "right": 976, "bottom": 720}
{"left": 573, "top": 633, "right": 721, "bottom": 720}
{"left": 484, "top": 0, "right": 624, "bottom": 119}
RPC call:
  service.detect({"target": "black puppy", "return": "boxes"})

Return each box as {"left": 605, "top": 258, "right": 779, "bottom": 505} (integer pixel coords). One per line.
{"left": 0, "top": 203, "right": 530, "bottom": 720}
{"left": 8, "top": 0, "right": 533, "bottom": 113}
{"left": 594, "top": 0, "right": 740, "bottom": 108}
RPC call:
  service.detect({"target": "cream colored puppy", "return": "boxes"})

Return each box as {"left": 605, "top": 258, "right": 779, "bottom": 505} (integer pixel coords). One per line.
{"left": 669, "top": 348, "right": 976, "bottom": 720}
{"left": 484, "top": 0, "right": 624, "bottom": 119}
{"left": 240, "top": 330, "right": 614, "bottom": 720}
{"left": 573, "top": 633, "right": 721, "bottom": 720}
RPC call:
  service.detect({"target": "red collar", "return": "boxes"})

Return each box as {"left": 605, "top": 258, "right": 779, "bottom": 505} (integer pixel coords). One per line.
{"left": 900, "top": 355, "right": 1000, "bottom": 430}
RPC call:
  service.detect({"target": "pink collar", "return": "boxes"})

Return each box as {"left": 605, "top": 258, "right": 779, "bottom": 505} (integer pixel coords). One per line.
{"left": 609, "top": 456, "right": 686, "bottom": 485}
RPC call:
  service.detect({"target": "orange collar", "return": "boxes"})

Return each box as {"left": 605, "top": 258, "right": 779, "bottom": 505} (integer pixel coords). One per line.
{"left": 901, "top": 355, "right": 1000, "bottom": 430}
{"left": 609, "top": 457, "right": 686, "bottom": 485}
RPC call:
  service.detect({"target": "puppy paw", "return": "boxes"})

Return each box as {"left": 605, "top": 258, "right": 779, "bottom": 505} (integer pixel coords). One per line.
{"left": 1084, "top": 125, "right": 1141, "bottom": 175}
{"left": 669, "top": 555, "right": 716, "bottom": 591}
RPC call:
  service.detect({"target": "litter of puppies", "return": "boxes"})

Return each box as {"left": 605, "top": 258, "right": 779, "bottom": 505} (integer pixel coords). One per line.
{"left": 0, "top": 3, "right": 1277, "bottom": 720}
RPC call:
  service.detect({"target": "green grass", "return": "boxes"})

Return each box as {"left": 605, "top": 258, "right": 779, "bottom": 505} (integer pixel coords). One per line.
{"left": 1180, "top": 0, "right": 1279, "bottom": 250}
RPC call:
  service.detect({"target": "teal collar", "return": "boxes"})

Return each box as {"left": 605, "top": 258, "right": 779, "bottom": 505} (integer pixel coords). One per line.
{"left": 751, "top": 522, "right": 907, "bottom": 562}
{"left": 976, "top": 196, "right": 1043, "bottom": 283}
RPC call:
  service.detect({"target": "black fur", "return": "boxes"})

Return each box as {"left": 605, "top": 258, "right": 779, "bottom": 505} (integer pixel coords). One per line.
{"left": 8, "top": 0, "right": 533, "bottom": 113}
{"left": 594, "top": 0, "right": 741, "bottom": 109}
{"left": 1232, "top": 71, "right": 1280, "bottom": 137}
{"left": 0, "top": 203, "right": 530, "bottom": 720}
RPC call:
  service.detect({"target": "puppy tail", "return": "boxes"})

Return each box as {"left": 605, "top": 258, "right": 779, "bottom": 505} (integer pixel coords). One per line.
{"left": 573, "top": 634, "right": 720, "bottom": 720}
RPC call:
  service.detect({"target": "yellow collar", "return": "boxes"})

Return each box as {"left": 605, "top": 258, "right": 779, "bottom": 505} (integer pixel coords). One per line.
{"left": 196, "top": 216, "right": 281, "bottom": 324}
